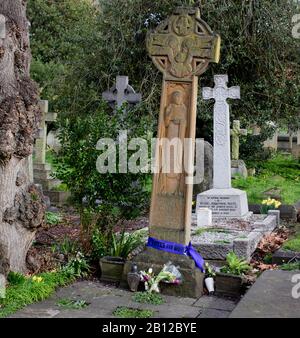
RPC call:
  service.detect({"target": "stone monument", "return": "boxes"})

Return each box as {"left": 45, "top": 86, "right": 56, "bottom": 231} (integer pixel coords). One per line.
{"left": 33, "top": 100, "right": 59, "bottom": 191}
{"left": 231, "top": 120, "right": 248, "bottom": 178}
{"left": 123, "top": 6, "right": 220, "bottom": 298}
{"left": 102, "top": 75, "right": 142, "bottom": 112}
{"left": 197, "top": 75, "right": 249, "bottom": 219}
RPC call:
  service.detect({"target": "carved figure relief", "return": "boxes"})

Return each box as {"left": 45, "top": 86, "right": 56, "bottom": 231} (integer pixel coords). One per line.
{"left": 158, "top": 90, "right": 187, "bottom": 196}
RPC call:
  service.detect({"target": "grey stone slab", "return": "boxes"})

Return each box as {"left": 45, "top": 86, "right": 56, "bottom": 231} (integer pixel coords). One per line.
{"left": 194, "top": 242, "right": 233, "bottom": 260}
{"left": 230, "top": 270, "right": 300, "bottom": 318}
{"left": 193, "top": 295, "right": 237, "bottom": 311}
{"left": 198, "top": 308, "right": 231, "bottom": 318}
{"left": 272, "top": 249, "right": 300, "bottom": 265}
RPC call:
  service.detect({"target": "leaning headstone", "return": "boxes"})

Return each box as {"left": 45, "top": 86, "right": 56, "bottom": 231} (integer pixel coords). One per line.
{"left": 102, "top": 76, "right": 141, "bottom": 112}
{"left": 231, "top": 120, "right": 248, "bottom": 178}
{"left": 197, "top": 75, "right": 250, "bottom": 219}
{"left": 123, "top": 6, "right": 221, "bottom": 298}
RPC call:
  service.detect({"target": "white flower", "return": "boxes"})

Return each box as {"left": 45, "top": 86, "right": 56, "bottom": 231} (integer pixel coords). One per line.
{"left": 148, "top": 268, "right": 153, "bottom": 274}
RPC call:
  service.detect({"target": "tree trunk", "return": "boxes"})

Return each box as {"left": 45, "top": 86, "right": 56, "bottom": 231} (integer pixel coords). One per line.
{"left": 0, "top": 0, "right": 45, "bottom": 274}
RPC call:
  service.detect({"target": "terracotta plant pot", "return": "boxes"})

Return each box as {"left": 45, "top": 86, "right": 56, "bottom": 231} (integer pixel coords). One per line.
{"left": 204, "top": 277, "right": 215, "bottom": 294}
{"left": 215, "top": 272, "right": 243, "bottom": 298}
{"left": 99, "top": 256, "right": 125, "bottom": 283}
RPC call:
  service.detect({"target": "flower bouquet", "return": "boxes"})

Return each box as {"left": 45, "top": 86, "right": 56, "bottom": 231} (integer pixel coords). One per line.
{"left": 260, "top": 198, "right": 281, "bottom": 214}
{"left": 140, "top": 262, "right": 182, "bottom": 293}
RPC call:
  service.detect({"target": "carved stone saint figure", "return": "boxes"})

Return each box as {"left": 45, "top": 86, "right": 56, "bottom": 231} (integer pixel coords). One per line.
{"left": 158, "top": 90, "right": 187, "bottom": 196}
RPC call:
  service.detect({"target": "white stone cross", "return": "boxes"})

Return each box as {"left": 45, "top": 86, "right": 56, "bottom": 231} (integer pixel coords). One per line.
{"left": 102, "top": 76, "right": 142, "bottom": 111}
{"left": 203, "top": 75, "right": 240, "bottom": 189}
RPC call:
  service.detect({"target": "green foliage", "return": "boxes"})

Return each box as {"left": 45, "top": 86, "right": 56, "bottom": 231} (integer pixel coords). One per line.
{"left": 204, "top": 263, "right": 216, "bottom": 278}
{"left": 232, "top": 154, "right": 300, "bottom": 205}
{"left": 52, "top": 236, "right": 80, "bottom": 257}
{"left": 46, "top": 211, "right": 62, "bottom": 225}
{"left": 263, "top": 253, "right": 273, "bottom": 265}
{"left": 7, "top": 272, "right": 26, "bottom": 286}
{"left": 133, "top": 292, "right": 165, "bottom": 305}
{"left": 282, "top": 234, "right": 300, "bottom": 252}
{"left": 57, "top": 298, "right": 88, "bottom": 309}
{"left": 220, "top": 252, "right": 251, "bottom": 276}
{"left": 53, "top": 102, "right": 152, "bottom": 219}
{"left": 63, "top": 252, "right": 90, "bottom": 278}
{"left": 91, "top": 228, "right": 143, "bottom": 259}
{"left": 0, "top": 270, "right": 76, "bottom": 318}
{"left": 281, "top": 262, "right": 300, "bottom": 271}
{"left": 113, "top": 306, "right": 153, "bottom": 318}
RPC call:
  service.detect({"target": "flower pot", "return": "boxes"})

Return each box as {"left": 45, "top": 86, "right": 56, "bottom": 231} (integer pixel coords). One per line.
{"left": 99, "top": 256, "right": 125, "bottom": 283}
{"left": 204, "top": 277, "right": 215, "bottom": 294}
{"left": 215, "top": 272, "right": 243, "bottom": 298}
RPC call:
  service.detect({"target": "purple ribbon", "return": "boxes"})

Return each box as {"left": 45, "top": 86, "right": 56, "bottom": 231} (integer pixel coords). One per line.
{"left": 147, "top": 237, "right": 205, "bottom": 272}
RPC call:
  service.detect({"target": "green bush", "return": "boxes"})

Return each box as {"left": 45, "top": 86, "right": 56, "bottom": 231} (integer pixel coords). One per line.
{"left": 54, "top": 101, "right": 152, "bottom": 220}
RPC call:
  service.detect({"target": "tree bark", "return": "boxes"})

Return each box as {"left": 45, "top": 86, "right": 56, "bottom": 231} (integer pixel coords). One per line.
{"left": 0, "top": 0, "right": 45, "bottom": 274}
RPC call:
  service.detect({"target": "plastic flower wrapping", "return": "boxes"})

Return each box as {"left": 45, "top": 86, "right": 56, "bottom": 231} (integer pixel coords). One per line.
{"left": 139, "top": 262, "right": 182, "bottom": 293}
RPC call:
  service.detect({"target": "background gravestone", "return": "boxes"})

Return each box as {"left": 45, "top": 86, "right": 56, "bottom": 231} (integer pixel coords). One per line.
{"left": 193, "top": 140, "right": 213, "bottom": 197}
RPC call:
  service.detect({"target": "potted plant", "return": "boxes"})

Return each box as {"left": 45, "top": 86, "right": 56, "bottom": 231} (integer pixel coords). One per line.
{"left": 95, "top": 230, "right": 142, "bottom": 283}
{"left": 216, "top": 252, "right": 251, "bottom": 298}
{"left": 204, "top": 262, "right": 216, "bottom": 294}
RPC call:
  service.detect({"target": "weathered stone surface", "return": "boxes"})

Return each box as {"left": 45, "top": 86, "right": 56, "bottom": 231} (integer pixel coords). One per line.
{"left": 230, "top": 270, "right": 300, "bottom": 318}
{"left": 123, "top": 248, "right": 204, "bottom": 299}
{"left": 193, "top": 140, "right": 213, "bottom": 196}
{"left": 197, "top": 188, "right": 249, "bottom": 219}
{"left": 194, "top": 242, "right": 233, "bottom": 260}
{"left": 102, "top": 76, "right": 141, "bottom": 111}
{"left": 193, "top": 295, "right": 237, "bottom": 311}
{"left": 231, "top": 159, "right": 248, "bottom": 178}
{"left": 272, "top": 249, "right": 300, "bottom": 265}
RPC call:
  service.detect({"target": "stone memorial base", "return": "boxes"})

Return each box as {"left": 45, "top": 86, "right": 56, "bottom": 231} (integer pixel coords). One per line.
{"left": 191, "top": 211, "right": 279, "bottom": 262}
{"left": 122, "top": 247, "right": 204, "bottom": 299}
{"left": 197, "top": 188, "right": 249, "bottom": 219}
{"left": 231, "top": 160, "right": 248, "bottom": 178}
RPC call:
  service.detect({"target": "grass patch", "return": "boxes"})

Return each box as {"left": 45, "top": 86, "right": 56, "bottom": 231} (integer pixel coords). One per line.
{"left": 281, "top": 262, "right": 300, "bottom": 271}
{"left": 282, "top": 234, "right": 300, "bottom": 252}
{"left": 133, "top": 292, "right": 165, "bottom": 305}
{"left": 0, "top": 269, "right": 76, "bottom": 318}
{"left": 113, "top": 306, "right": 153, "bottom": 318}
{"left": 57, "top": 298, "right": 88, "bottom": 310}
{"left": 233, "top": 154, "right": 300, "bottom": 205}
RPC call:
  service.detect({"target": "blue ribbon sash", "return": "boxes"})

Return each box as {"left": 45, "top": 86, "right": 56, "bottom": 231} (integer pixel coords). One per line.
{"left": 147, "top": 237, "right": 205, "bottom": 273}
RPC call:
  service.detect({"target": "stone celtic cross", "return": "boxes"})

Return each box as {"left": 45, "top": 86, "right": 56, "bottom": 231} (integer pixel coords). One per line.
{"left": 202, "top": 75, "right": 240, "bottom": 190}
{"left": 230, "top": 120, "right": 247, "bottom": 161}
{"left": 147, "top": 7, "right": 220, "bottom": 245}
{"left": 102, "top": 76, "right": 142, "bottom": 111}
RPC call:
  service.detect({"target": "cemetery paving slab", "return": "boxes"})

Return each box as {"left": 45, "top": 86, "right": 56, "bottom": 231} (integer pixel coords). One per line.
{"left": 9, "top": 280, "right": 238, "bottom": 318}
{"left": 230, "top": 270, "right": 300, "bottom": 318}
